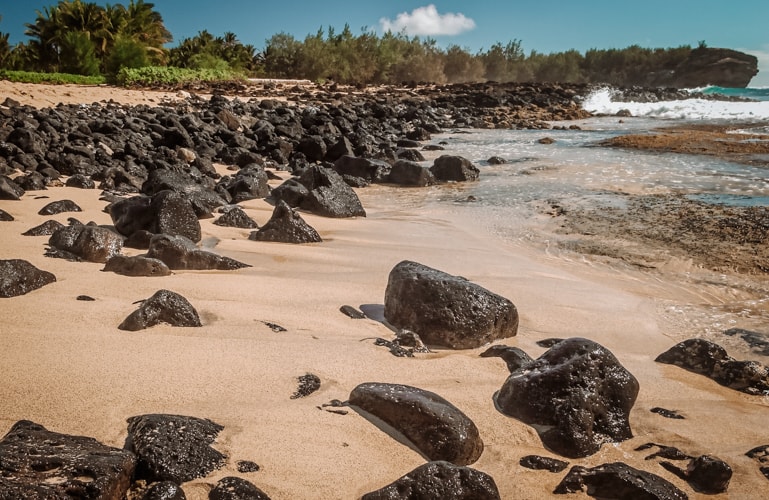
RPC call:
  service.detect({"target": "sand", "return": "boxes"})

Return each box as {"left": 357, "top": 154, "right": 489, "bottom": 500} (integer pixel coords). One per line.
{"left": 1, "top": 81, "right": 768, "bottom": 499}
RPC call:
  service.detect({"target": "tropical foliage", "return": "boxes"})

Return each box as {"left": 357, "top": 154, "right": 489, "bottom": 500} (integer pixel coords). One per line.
{"left": 0, "top": 2, "right": 698, "bottom": 87}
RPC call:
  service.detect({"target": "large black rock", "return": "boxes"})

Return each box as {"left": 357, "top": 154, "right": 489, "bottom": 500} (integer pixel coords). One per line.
{"left": 429, "top": 155, "right": 479, "bottom": 182}
{"left": 219, "top": 164, "right": 271, "bottom": 203}
{"left": 110, "top": 190, "right": 202, "bottom": 243}
{"left": 23, "top": 219, "right": 65, "bottom": 236}
{"left": 554, "top": 462, "right": 688, "bottom": 499}
{"left": 0, "top": 420, "right": 136, "bottom": 499}
{"left": 361, "top": 461, "right": 500, "bottom": 500}
{"left": 656, "top": 338, "right": 769, "bottom": 395}
{"left": 0, "top": 175, "right": 25, "bottom": 200}
{"left": 496, "top": 338, "right": 639, "bottom": 458}
{"left": 48, "top": 224, "right": 124, "bottom": 263}
{"left": 118, "top": 289, "right": 202, "bottom": 331}
{"left": 146, "top": 234, "right": 250, "bottom": 270}
{"left": 333, "top": 155, "right": 392, "bottom": 183}
{"left": 0, "top": 259, "right": 56, "bottom": 297}
{"left": 349, "top": 382, "right": 483, "bottom": 466}
{"left": 0, "top": 207, "right": 13, "bottom": 221}
{"left": 214, "top": 205, "right": 259, "bottom": 229}
{"left": 384, "top": 260, "right": 518, "bottom": 349}
{"left": 294, "top": 165, "right": 366, "bottom": 218}
{"left": 125, "top": 414, "right": 226, "bottom": 483}
{"left": 388, "top": 159, "right": 435, "bottom": 186}
{"left": 38, "top": 199, "right": 82, "bottom": 215}
{"left": 249, "top": 200, "right": 321, "bottom": 244}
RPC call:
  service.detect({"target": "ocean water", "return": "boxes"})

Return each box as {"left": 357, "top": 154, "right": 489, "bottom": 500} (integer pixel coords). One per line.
{"left": 413, "top": 89, "right": 769, "bottom": 347}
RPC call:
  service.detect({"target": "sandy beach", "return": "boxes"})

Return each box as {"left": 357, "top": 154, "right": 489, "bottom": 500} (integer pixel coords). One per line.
{"left": 1, "top": 82, "right": 768, "bottom": 499}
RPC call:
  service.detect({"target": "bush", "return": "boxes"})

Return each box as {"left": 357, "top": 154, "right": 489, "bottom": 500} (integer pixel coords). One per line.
{"left": 59, "top": 31, "right": 100, "bottom": 76}
{"left": 106, "top": 35, "right": 149, "bottom": 77}
{"left": 115, "top": 65, "right": 244, "bottom": 87}
{"left": 0, "top": 69, "right": 106, "bottom": 85}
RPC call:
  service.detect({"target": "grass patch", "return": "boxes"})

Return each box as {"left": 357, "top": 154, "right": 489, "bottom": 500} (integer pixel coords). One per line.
{"left": 0, "top": 70, "right": 107, "bottom": 85}
{"left": 116, "top": 66, "right": 245, "bottom": 87}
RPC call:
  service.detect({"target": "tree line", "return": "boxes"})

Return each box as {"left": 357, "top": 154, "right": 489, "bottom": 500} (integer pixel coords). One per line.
{"left": 1, "top": 0, "right": 695, "bottom": 86}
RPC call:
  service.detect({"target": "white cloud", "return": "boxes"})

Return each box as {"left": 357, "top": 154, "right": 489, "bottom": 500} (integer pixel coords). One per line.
{"left": 379, "top": 4, "right": 476, "bottom": 36}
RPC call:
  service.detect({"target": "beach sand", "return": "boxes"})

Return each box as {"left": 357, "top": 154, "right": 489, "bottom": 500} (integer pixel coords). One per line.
{"left": 1, "top": 82, "right": 768, "bottom": 499}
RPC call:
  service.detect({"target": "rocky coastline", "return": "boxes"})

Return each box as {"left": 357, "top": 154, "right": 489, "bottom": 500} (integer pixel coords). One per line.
{"left": 1, "top": 80, "right": 768, "bottom": 499}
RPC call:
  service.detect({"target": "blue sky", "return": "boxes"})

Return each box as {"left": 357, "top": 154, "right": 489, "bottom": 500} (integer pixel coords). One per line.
{"left": 2, "top": 1, "right": 768, "bottom": 85}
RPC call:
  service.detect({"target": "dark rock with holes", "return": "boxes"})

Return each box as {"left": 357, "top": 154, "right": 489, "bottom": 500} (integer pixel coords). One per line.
{"left": 396, "top": 148, "right": 426, "bottom": 162}
{"left": 384, "top": 260, "right": 518, "bottom": 349}
{"left": 237, "top": 461, "right": 261, "bottom": 473}
{"left": 23, "top": 219, "right": 64, "bottom": 236}
{"left": 656, "top": 338, "right": 769, "bottom": 395}
{"left": 361, "top": 461, "right": 500, "bottom": 500}
{"left": 16, "top": 171, "right": 48, "bottom": 191}
{"left": 0, "top": 175, "right": 25, "bottom": 200}
{"left": 519, "top": 455, "right": 569, "bottom": 473}
{"left": 480, "top": 345, "right": 534, "bottom": 372}
{"left": 487, "top": 156, "right": 506, "bottom": 165}
{"left": 388, "top": 160, "right": 435, "bottom": 187}
{"left": 214, "top": 206, "right": 258, "bottom": 229}
{"left": 119, "top": 289, "right": 202, "bottom": 331}
{"left": 110, "top": 191, "right": 201, "bottom": 243}
{"left": 0, "top": 208, "right": 13, "bottom": 221}
{"left": 210, "top": 476, "right": 272, "bottom": 500}
{"left": 0, "top": 420, "right": 136, "bottom": 499}
{"left": 249, "top": 200, "right": 321, "bottom": 244}
{"left": 496, "top": 338, "right": 639, "bottom": 458}
{"left": 333, "top": 155, "right": 391, "bottom": 183}
{"left": 429, "top": 155, "right": 479, "bottom": 182}
{"left": 660, "top": 455, "right": 732, "bottom": 494}
{"left": 124, "top": 229, "right": 155, "bottom": 250}
{"left": 147, "top": 234, "right": 250, "bottom": 270}
{"left": 746, "top": 445, "right": 769, "bottom": 481}
{"left": 219, "top": 165, "right": 271, "bottom": 203}
{"left": 125, "top": 414, "right": 226, "bottom": 483}
{"left": 38, "top": 199, "right": 82, "bottom": 215}
{"left": 349, "top": 382, "right": 483, "bottom": 465}
{"left": 0, "top": 259, "right": 56, "bottom": 298}
{"left": 48, "top": 224, "right": 123, "bottom": 263}
{"left": 293, "top": 166, "right": 366, "bottom": 218}
{"left": 269, "top": 178, "right": 309, "bottom": 208}
{"left": 66, "top": 174, "right": 96, "bottom": 189}
{"left": 291, "top": 373, "right": 321, "bottom": 399}
{"left": 103, "top": 255, "right": 172, "bottom": 277}
{"left": 554, "top": 462, "right": 688, "bottom": 499}
{"left": 141, "top": 481, "right": 187, "bottom": 500}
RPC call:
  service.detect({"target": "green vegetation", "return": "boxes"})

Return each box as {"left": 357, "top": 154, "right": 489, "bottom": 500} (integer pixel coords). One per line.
{"left": 0, "top": 1, "right": 698, "bottom": 87}
{"left": 0, "top": 69, "right": 105, "bottom": 85}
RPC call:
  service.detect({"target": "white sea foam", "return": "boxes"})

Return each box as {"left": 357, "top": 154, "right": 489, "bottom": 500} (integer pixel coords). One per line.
{"left": 582, "top": 88, "right": 769, "bottom": 120}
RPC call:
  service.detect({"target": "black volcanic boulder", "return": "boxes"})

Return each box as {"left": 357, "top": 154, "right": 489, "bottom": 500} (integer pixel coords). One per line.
{"left": 0, "top": 208, "right": 13, "bottom": 221}
{"left": 0, "top": 259, "right": 56, "bottom": 298}
{"left": 349, "top": 382, "right": 483, "bottom": 466}
{"left": 384, "top": 260, "right": 518, "bottom": 349}
{"left": 429, "top": 155, "right": 479, "bottom": 182}
{"left": 38, "top": 199, "right": 82, "bottom": 215}
{"left": 213, "top": 205, "right": 259, "bottom": 229}
{"left": 294, "top": 165, "right": 366, "bottom": 218}
{"left": 110, "top": 190, "right": 202, "bottom": 243}
{"left": 118, "top": 289, "right": 202, "bottom": 331}
{"left": 146, "top": 234, "right": 250, "bottom": 270}
{"left": 48, "top": 224, "right": 123, "bottom": 263}
{"left": 496, "top": 338, "right": 639, "bottom": 458}
{"left": 125, "top": 414, "right": 226, "bottom": 483}
{"left": 141, "top": 481, "right": 187, "bottom": 500}
{"left": 554, "top": 462, "right": 688, "bottom": 499}
{"left": 480, "top": 344, "right": 534, "bottom": 372}
{"left": 660, "top": 455, "right": 732, "bottom": 494}
{"left": 269, "top": 178, "right": 309, "bottom": 208}
{"left": 0, "top": 175, "right": 24, "bottom": 200}
{"left": 656, "top": 338, "right": 769, "bottom": 395}
{"left": 388, "top": 159, "right": 435, "bottom": 186}
{"left": 103, "top": 255, "right": 172, "bottom": 277}
{"left": 22, "top": 219, "right": 64, "bottom": 236}
{"left": 361, "top": 461, "right": 500, "bottom": 500}
{"left": 210, "top": 476, "right": 272, "bottom": 500}
{"left": 249, "top": 200, "right": 321, "bottom": 244}
{"left": 0, "top": 420, "right": 136, "bottom": 499}
{"left": 219, "top": 164, "right": 271, "bottom": 202}
{"left": 333, "top": 155, "right": 392, "bottom": 183}
{"left": 65, "top": 174, "right": 96, "bottom": 189}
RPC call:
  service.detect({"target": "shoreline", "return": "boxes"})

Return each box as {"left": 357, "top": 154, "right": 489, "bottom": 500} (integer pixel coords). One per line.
{"left": 1, "top": 81, "right": 768, "bottom": 498}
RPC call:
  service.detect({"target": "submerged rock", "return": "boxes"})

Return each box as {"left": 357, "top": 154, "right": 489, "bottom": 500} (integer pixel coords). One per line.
{"left": 125, "top": 414, "right": 226, "bottom": 483}
{"left": 519, "top": 455, "right": 569, "bottom": 473}
{"left": 0, "top": 420, "right": 135, "bottom": 499}
{"left": 118, "top": 289, "right": 202, "bottom": 331}
{"left": 384, "top": 260, "right": 518, "bottom": 349}
{"left": 103, "top": 255, "right": 171, "bottom": 277}
{"left": 480, "top": 344, "right": 534, "bottom": 372}
{"left": 429, "top": 155, "right": 479, "bottom": 182}
{"left": 496, "top": 338, "right": 639, "bottom": 458}
{"left": 0, "top": 259, "right": 56, "bottom": 298}
{"left": 350, "top": 382, "right": 483, "bottom": 465}
{"left": 361, "top": 461, "right": 500, "bottom": 500}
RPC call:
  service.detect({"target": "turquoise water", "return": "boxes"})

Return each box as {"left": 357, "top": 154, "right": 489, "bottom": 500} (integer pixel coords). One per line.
{"left": 698, "top": 86, "right": 769, "bottom": 102}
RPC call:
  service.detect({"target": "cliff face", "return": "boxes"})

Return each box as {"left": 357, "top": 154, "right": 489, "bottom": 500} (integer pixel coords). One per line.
{"left": 646, "top": 47, "right": 758, "bottom": 88}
